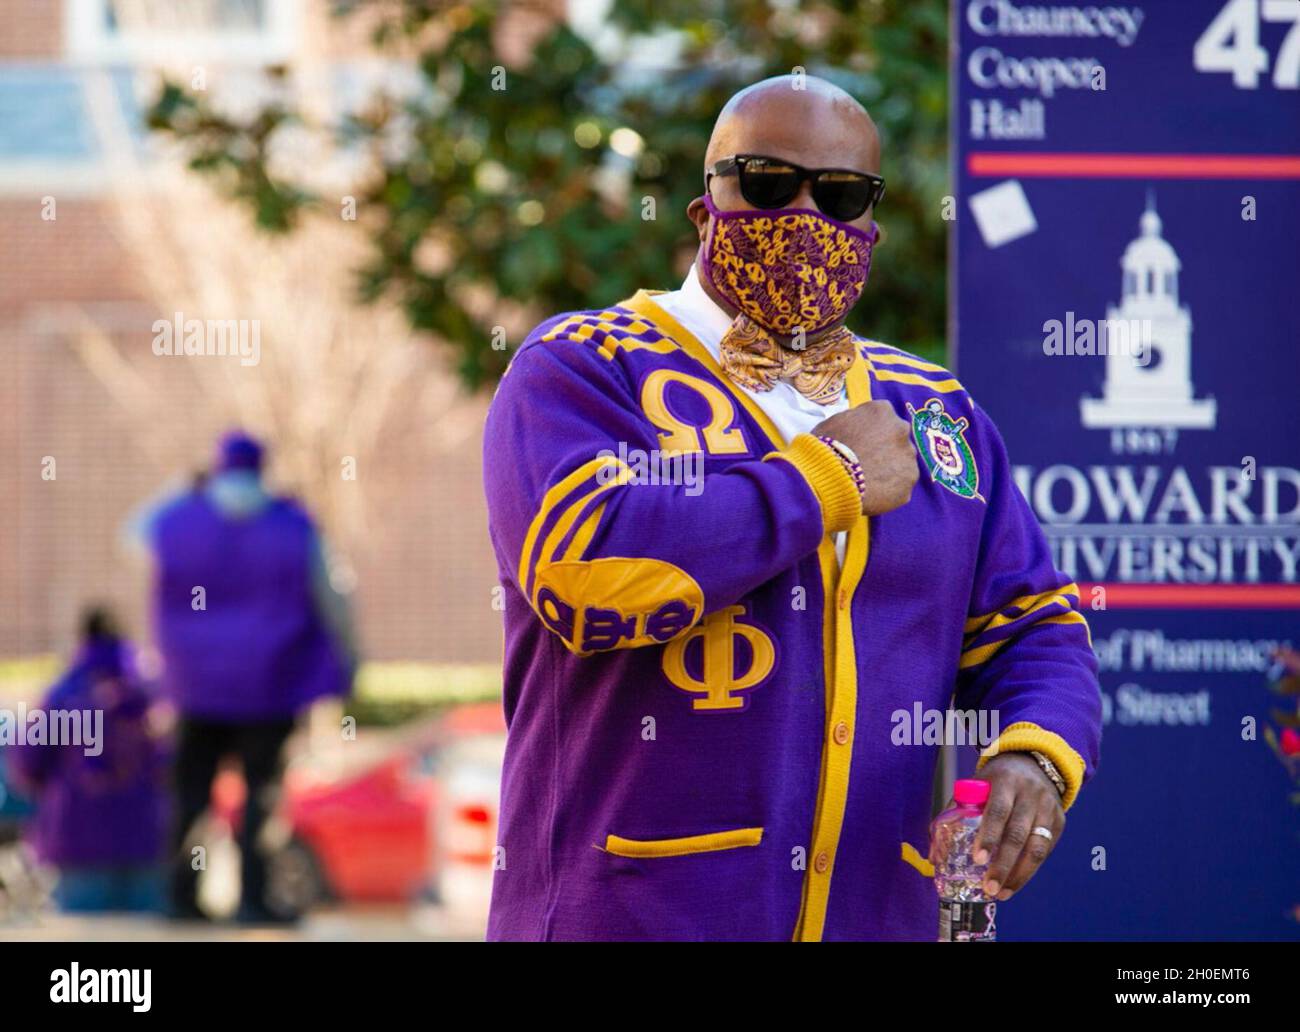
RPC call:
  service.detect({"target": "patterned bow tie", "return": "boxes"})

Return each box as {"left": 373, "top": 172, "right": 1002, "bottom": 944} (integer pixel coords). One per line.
{"left": 718, "top": 315, "right": 857, "bottom": 405}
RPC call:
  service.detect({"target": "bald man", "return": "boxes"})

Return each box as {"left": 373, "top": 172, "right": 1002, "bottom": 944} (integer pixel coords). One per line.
{"left": 482, "top": 75, "right": 1101, "bottom": 941}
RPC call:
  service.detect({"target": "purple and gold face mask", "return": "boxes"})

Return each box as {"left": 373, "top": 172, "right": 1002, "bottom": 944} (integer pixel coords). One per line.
{"left": 700, "top": 194, "right": 878, "bottom": 337}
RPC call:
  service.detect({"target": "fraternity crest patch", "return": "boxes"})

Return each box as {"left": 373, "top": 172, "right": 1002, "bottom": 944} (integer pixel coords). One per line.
{"left": 907, "top": 398, "right": 983, "bottom": 502}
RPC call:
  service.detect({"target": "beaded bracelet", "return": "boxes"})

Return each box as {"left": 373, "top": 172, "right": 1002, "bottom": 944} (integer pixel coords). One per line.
{"left": 815, "top": 435, "right": 866, "bottom": 499}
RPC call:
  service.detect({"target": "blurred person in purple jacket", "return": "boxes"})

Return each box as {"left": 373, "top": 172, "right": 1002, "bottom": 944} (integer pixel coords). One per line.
{"left": 137, "top": 431, "right": 356, "bottom": 923}
{"left": 7, "top": 607, "right": 169, "bottom": 912}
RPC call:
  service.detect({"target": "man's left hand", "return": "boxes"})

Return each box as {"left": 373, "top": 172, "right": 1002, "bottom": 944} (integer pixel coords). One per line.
{"left": 971, "top": 752, "right": 1064, "bottom": 900}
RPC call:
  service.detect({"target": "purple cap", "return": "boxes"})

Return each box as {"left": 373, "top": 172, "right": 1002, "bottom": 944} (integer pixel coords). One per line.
{"left": 953, "top": 779, "right": 990, "bottom": 806}
{"left": 215, "top": 430, "right": 264, "bottom": 473}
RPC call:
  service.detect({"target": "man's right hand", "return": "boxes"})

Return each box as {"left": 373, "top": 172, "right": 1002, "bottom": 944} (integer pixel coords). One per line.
{"left": 811, "top": 400, "right": 920, "bottom": 516}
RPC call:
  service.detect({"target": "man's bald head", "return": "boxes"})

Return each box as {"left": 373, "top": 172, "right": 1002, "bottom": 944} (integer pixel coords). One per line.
{"left": 703, "top": 75, "right": 880, "bottom": 176}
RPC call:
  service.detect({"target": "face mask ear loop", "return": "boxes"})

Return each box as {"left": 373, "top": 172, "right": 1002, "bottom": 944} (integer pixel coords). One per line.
{"left": 694, "top": 193, "right": 718, "bottom": 289}
{"left": 699, "top": 194, "right": 725, "bottom": 268}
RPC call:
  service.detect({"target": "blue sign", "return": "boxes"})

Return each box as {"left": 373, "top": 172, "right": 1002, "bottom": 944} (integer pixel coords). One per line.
{"left": 952, "top": 0, "right": 1300, "bottom": 940}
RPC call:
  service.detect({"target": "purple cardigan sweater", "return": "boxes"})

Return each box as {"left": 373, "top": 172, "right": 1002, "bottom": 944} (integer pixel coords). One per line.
{"left": 482, "top": 290, "right": 1102, "bottom": 941}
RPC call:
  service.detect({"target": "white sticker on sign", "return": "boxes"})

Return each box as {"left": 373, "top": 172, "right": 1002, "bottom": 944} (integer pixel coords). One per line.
{"left": 969, "top": 179, "right": 1037, "bottom": 248}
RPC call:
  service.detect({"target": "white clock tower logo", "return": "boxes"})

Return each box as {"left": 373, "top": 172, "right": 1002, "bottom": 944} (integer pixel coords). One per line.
{"left": 1080, "top": 195, "right": 1216, "bottom": 430}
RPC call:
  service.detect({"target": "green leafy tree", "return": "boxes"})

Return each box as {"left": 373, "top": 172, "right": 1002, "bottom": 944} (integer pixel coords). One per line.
{"left": 148, "top": 0, "right": 948, "bottom": 389}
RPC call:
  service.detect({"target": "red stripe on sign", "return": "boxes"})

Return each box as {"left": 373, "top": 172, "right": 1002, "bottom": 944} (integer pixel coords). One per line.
{"left": 968, "top": 153, "right": 1300, "bottom": 179}
{"left": 1078, "top": 584, "right": 1300, "bottom": 609}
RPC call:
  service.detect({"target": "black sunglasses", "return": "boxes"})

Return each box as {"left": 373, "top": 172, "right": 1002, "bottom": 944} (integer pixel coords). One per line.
{"left": 706, "top": 154, "right": 885, "bottom": 222}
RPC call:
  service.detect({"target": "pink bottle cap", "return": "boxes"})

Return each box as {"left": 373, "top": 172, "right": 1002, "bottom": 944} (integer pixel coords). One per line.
{"left": 953, "top": 779, "right": 990, "bottom": 806}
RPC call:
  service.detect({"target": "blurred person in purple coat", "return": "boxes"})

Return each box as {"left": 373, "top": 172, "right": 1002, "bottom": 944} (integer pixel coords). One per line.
{"left": 137, "top": 431, "right": 356, "bottom": 923}
{"left": 6, "top": 607, "right": 169, "bottom": 912}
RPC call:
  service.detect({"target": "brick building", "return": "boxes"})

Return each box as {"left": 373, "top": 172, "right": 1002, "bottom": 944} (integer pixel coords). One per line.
{"left": 0, "top": 1, "right": 511, "bottom": 665}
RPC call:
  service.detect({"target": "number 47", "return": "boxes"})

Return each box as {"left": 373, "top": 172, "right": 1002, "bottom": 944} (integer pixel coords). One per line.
{"left": 1195, "top": 0, "right": 1300, "bottom": 89}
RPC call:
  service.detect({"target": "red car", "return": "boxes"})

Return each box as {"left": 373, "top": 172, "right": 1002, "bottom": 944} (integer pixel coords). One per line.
{"left": 207, "top": 703, "right": 504, "bottom": 915}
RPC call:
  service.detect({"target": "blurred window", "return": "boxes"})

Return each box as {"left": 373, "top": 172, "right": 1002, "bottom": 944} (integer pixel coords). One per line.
{"left": 67, "top": 0, "right": 298, "bottom": 64}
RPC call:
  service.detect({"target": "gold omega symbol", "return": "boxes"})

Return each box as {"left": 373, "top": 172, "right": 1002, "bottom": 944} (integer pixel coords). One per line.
{"left": 639, "top": 370, "right": 749, "bottom": 456}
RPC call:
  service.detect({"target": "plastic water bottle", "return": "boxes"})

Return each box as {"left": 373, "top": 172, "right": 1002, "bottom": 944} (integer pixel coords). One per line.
{"left": 931, "top": 778, "right": 997, "bottom": 942}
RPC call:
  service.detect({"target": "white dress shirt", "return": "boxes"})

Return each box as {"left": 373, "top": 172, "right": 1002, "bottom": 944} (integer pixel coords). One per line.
{"left": 653, "top": 265, "right": 853, "bottom": 563}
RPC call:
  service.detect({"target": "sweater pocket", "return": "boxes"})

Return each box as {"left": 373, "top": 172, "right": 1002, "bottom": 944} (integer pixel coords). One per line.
{"left": 602, "top": 826, "right": 764, "bottom": 858}
{"left": 901, "top": 840, "right": 935, "bottom": 878}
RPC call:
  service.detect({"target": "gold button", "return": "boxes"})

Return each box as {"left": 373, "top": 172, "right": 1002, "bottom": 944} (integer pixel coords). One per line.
{"left": 837, "top": 588, "right": 849, "bottom": 610}
{"left": 814, "top": 850, "right": 830, "bottom": 874}
{"left": 833, "top": 721, "right": 850, "bottom": 745}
